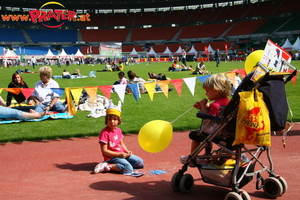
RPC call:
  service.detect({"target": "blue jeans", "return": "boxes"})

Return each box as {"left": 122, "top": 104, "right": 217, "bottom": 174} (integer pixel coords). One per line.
{"left": 108, "top": 154, "right": 144, "bottom": 175}
{"left": 34, "top": 101, "right": 65, "bottom": 113}
{"left": 0, "top": 106, "right": 23, "bottom": 119}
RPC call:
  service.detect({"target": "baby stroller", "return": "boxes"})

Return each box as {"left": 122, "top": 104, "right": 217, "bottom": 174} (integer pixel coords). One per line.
{"left": 171, "top": 61, "right": 297, "bottom": 200}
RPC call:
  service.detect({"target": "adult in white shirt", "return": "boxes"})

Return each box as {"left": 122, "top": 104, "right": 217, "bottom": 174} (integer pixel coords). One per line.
{"left": 181, "top": 49, "right": 187, "bottom": 66}
{"left": 31, "top": 56, "right": 37, "bottom": 69}
{"left": 31, "top": 66, "right": 66, "bottom": 113}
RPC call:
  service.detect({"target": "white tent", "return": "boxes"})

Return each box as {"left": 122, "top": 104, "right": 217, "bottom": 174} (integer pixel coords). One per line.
{"left": 73, "top": 49, "right": 85, "bottom": 58}
{"left": 187, "top": 45, "right": 198, "bottom": 56}
{"left": 160, "top": 46, "right": 172, "bottom": 55}
{"left": 281, "top": 38, "right": 293, "bottom": 50}
{"left": 45, "top": 49, "right": 57, "bottom": 58}
{"left": 147, "top": 47, "right": 157, "bottom": 56}
{"left": 207, "top": 44, "right": 215, "bottom": 53}
{"left": 128, "top": 47, "right": 139, "bottom": 57}
{"left": 59, "top": 49, "right": 68, "bottom": 57}
{"left": 173, "top": 46, "right": 183, "bottom": 55}
{"left": 4, "top": 49, "right": 19, "bottom": 59}
{"left": 292, "top": 37, "right": 300, "bottom": 51}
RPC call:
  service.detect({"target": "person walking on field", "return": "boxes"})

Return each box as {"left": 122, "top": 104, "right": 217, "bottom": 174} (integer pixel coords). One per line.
{"left": 31, "top": 56, "right": 37, "bottom": 69}
{"left": 215, "top": 49, "right": 220, "bottom": 67}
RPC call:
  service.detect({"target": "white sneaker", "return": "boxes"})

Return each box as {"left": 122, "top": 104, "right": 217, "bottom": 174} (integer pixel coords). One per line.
{"left": 94, "top": 162, "right": 111, "bottom": 173}
{"left": 180, "top": 156, "right": 196, "bottom": 167}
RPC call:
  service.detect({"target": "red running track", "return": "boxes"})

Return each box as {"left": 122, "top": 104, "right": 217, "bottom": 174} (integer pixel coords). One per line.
{"left": 0, "top": 124, "right": 300, "bottom": 200}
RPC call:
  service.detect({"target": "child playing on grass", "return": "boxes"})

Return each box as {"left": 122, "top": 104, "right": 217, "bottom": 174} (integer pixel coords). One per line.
{"left": 94, "top": 101, "right": 144, "bottom": 176}
{"left": 180, "top": 74, "right": 231, "bottom": 166}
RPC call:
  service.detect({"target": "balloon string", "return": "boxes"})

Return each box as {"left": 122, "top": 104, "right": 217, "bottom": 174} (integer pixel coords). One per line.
{"left": 171, "top": 107, "right": 194, "bottom": 124}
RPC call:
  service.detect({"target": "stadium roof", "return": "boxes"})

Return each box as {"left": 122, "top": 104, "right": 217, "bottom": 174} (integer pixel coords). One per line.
{"left": 1, "top": 0, "right": 242, "bottom": 10}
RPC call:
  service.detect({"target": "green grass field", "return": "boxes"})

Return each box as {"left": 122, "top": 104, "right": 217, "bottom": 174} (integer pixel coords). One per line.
{"left": 0, "top": 60, "right": 299, "bottom": 143}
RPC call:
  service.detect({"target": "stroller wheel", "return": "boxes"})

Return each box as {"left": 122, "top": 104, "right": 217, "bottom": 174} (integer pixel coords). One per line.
{"left": 171, "top": 172, "right": 181, "bottom": 192}
{"left": 179, "top": 174, "right": 194, "bottom": 194}
{"left": 225, "top": 192, "right": 243, "bottom": 200}
{"left": 278, "top": 176, "right": 288, "bottom": 195}
{"left": 263, "top": 177, "right": 283, "bottom": 198}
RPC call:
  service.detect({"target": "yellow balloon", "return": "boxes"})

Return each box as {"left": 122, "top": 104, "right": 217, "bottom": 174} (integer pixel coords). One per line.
{"left": 245, "top": 50, "right": 264, "bottom": 74}
{"left": 138, "top": 120, "right": 173, "bottom": 153}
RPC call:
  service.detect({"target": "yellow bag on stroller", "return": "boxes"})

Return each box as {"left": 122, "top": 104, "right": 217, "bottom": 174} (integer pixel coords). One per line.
{"left": 233, "top": 89, "right": 271, "bottom": 146}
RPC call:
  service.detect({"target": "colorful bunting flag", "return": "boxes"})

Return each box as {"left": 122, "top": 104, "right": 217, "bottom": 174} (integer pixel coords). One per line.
{"left": 144, "top": 82, "right": 157, "bottom": 101}
{"left": 84, "top": 86, "right": 98, "bottom": 104}
{"left": 21, "top": 88, "right": 35, "bottom": 99}
{"left": 127, "top": 83, "right": 140, "bottom": 102}
{"left": 50, "top": 88, "right": 65, "bottom": 97}
{"left": 3, "top": 88, "right": 22, "bottom": 95}
{"left": 113, "top": 84, "right": 127, "bottom": 103}
{"left": 183, "top": 77, "right": 196, "bottom": 96}
{"left": 225, "top": 72, "right": 236, "bottom": 87}
{"left": 64, "top": 87, "right": 76, "bottom": 116}
{"left": 197, "top": 75, "right": 212, "bottom": 83}
{"left": 98, "top": 85, "right": 113, "bottom": 100}
{"left": 170, "top": 79, "right": 183, "bottom": 96}
{"left": 157, "top": 80, "right": 169, "bottom": 98}
{"left": 70, "top": 87, "right": 83, "bottom": 105}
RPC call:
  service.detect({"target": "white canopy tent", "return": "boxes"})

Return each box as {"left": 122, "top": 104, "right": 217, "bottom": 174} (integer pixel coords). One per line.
{"left": 281, "top": 38, "right": 293, "bottom": 50}
{"left": 187, "top": 45, "right": 198, "bottom": 56}
{"left": 128, "top": 47, "right": 139, "bottom": 57}
{"left": 173, "top": 46, "right": 183, "bottom": 55}
{"left": 59, "top": 49, "right": 68, "bottom": 57}
{"left": 207, "top": 44, "right": 215, "bottom": 54}
{"left": 292, "top": 37, "right": 300, "bottom": 51}
{"left": 45, "top": 49, "right": 57, "bottom": 59}
{"left": 147, "top": 47, "right": 157, "bottom": 56}
{"left": 159, "top": 46, "right": 173, "bottom": 56}
{"left": 73, "top": 49, "right": 85, "bottom": 58}
{"left": 4, "top": 49, "right": 19, "bottom": 59}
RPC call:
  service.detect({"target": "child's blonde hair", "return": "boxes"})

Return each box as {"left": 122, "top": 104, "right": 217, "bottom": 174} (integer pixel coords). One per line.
{"left": 202, "top": 74, "right": 231, "bottom": 97}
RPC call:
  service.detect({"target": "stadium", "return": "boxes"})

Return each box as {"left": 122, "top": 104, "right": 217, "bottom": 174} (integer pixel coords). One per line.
{"left": 0, "top": 0, "right": 300, "bottom": 64}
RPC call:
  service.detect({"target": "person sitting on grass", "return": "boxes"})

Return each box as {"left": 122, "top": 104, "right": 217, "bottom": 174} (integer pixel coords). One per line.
{"left": 31, "top": 66, "right": 67, "bottom": 113}
{"left": 6, "top": 73, "right": 30, "bottom": 107}
{"left": 62, "top": 69, "right": 71, "bottom": 79}
{"left": 0, "top": 96, "right": 45, "bottom": 119}
{"left": 71, "top": 69, "right": 82, "bottom": 77}
{"left": 148, "top": 72, "right": 167, "bottom": 80}
{"left": 93, "top": 101, "right": 144, "bottom": 175}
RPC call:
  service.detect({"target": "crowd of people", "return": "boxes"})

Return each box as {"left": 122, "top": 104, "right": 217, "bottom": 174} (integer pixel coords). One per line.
{"left": 0, "top": 55, "right": 246, "bottom": 178}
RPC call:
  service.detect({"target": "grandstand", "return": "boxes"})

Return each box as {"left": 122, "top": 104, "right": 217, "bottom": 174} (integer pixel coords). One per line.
{"left": 0, "top": 0, "right": 299, "bottom": 58}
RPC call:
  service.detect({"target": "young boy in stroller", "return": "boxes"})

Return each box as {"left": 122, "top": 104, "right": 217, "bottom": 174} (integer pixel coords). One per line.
{"left": 172, "top": 64, "right": 295, "bottom": 199}
{"left": 180, "top": 73, "right": 232, "bottom": 166}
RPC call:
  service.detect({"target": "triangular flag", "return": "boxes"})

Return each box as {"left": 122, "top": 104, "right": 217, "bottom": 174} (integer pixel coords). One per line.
{"left": 144, "top": 82, "right": 157, "bottom": 101}
{"left": 183, "top": 77, "right": 196, "bottom": 96}
{"left": 84, "top": 86, "right": 98, "bottom": 104}
{"left": 127, "top": 84, "right": 140, "bottom": 102}
{"left": 170, "top": 79, "right": 183, "bottom": 96}
{"left": 225, "top": 72, "right": 236, "bottom": 87}
{"left": 113, "top": 84, "right": 127, "bottom": 103}
{"left": 157, "top": 80, "right": 169, "bottom": 98}
{"left": 4, "top": 88, "right": 22, "bottom": 95}
{"left": 98, "top": 85, "right": 113, "bottom": 99}
{"left": 21, "top": 88, "right": 35, "bottom": 99}
{"left": 291, "top": 70, "right": 298, "bottom": 86}
{"left": 0, "top": 88, "right": 3, "bottom": 94}
{"left": 197, "top": 75, "right": 212, "bottom": 83}
{"left": 64, "top": 87, "right": 75, "bottom": 116}
{"left": 50, "top": 88, "right": 65, "bottom": 97}
{"left": 236, "top": 69, "right": 246, "bottom": 78}
{"left": 70, "top": 87, "right": 83, "bottom": 105}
